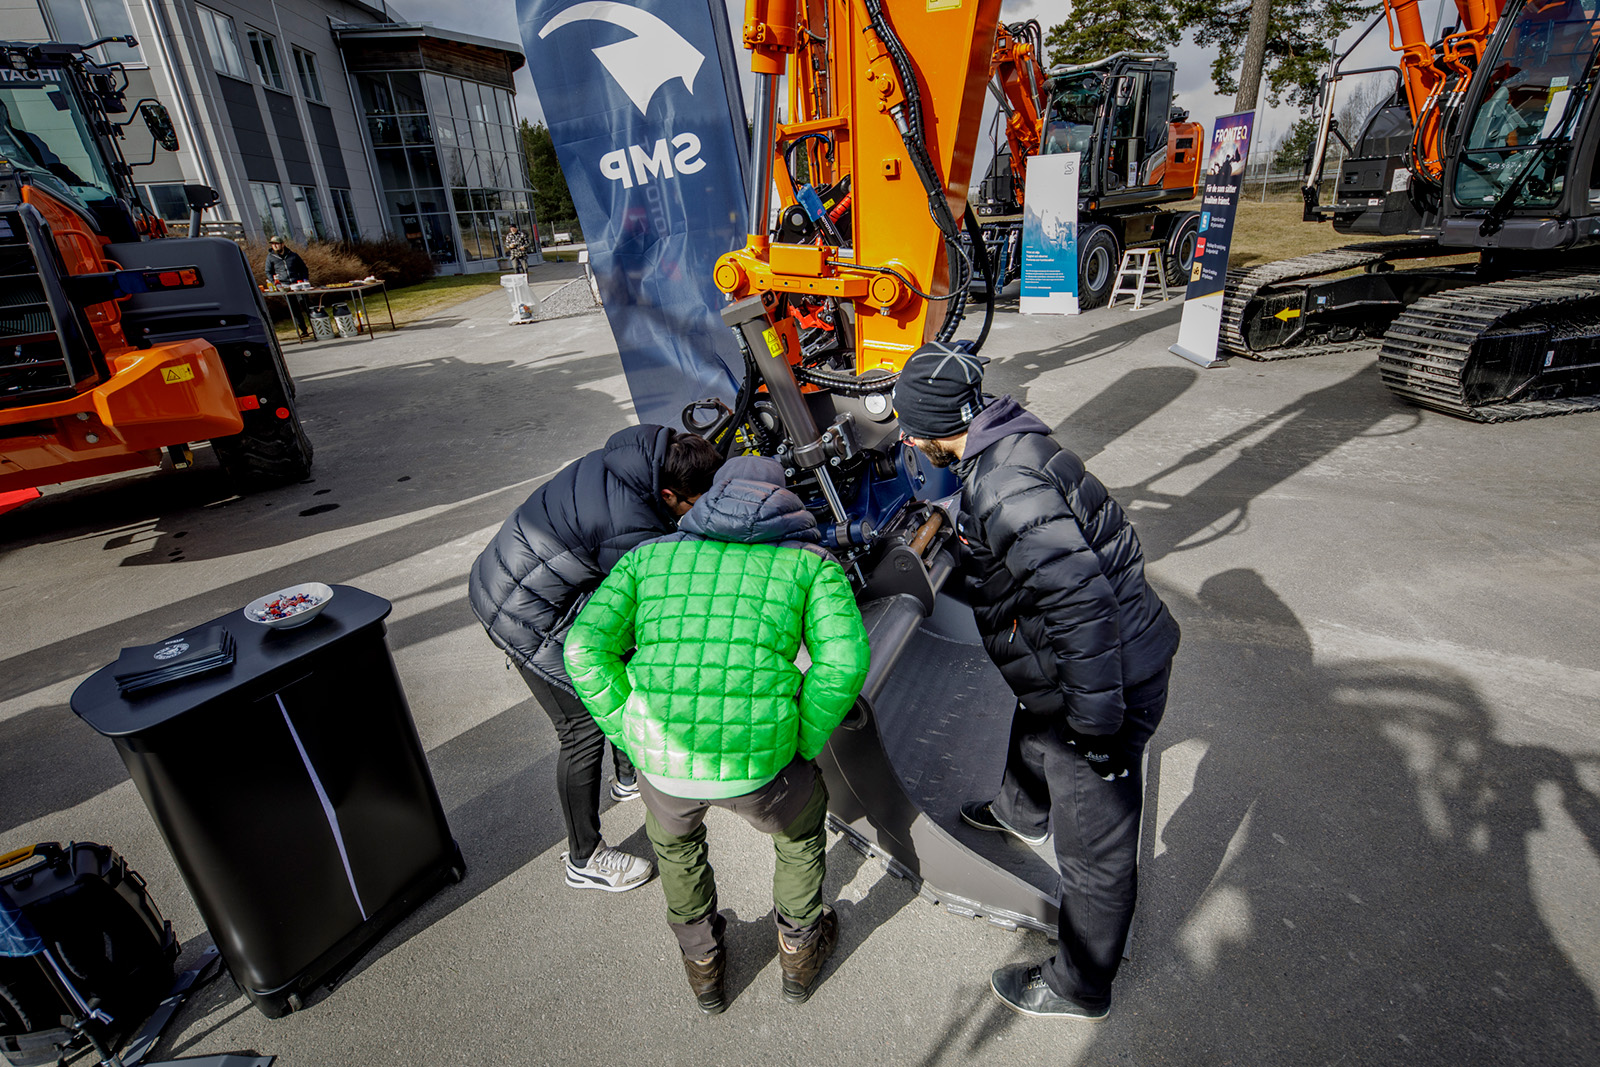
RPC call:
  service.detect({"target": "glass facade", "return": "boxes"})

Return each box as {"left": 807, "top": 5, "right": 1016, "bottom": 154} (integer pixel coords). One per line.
{"left": 354, "top": 69, "right": 533, "bottom": 269}
{"left": 250, "top": 180, "right": 290, "bottom": 236}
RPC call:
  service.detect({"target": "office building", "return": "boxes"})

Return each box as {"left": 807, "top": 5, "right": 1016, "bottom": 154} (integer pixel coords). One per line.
{"left": 0, "top": 0, "right": 537, "bottom": 272}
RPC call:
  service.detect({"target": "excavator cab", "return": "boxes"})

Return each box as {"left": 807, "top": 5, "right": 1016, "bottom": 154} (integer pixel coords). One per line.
{"left": 1043, "top": 56, "right": 1185, "bottom": 201}
{"left": 1444, "top": 0, "right": 1600, "bottom": 247}
{"left": 0, "top": 64, "right": 140, "bottom": 242}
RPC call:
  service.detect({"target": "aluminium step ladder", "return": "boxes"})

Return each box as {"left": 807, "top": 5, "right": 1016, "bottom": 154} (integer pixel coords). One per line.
{"left": 1107, "top": 246, "right": 1170, "bottom": 310}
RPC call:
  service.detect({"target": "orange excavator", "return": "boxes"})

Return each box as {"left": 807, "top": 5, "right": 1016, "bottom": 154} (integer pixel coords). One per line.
{"left": 1224, "top": 0, "right": 1600, "bottom": 420}
{"left": 1220, "top": 0, "right": 1506, "bottom": 361}
{"left": 0, "top": 38, "right": 312, "bottom": 498}
{"left": 680, "top": 0, "right": 1198, "bottom": 936}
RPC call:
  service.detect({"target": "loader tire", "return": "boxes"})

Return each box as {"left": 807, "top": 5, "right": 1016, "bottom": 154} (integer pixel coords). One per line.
{"left": 212, "top": 402, "right": 314, "bottom": 488}
{"left": 1077, "top": 225, "right": 1120, "bottom": 310}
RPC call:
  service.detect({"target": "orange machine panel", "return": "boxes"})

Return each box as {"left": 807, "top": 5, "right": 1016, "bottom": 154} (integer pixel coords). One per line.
{"left": 19, "top": 186, "right": 124, "bottom": 354}
{"left": 1164, "top": 121, "right": 1204, "bottom": 191}
{"left": 0, "top": 339, "right": 242, "bottom": 493}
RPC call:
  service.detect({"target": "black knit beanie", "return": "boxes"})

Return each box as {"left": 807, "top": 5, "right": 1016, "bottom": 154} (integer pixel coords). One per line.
{"left": 892, "top": 342, "right": 989, "bottom": 439}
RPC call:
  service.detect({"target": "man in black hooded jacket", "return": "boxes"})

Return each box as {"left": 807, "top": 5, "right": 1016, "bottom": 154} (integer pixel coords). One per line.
{"left": 468, "top": 425, "right": 720, "bottom": 892}
{"left": 893, "top": 342, "right": 1180, "bottom": 1021}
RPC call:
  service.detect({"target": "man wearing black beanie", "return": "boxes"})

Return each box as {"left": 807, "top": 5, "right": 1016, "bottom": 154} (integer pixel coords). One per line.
{"left": 893, "top": 343, "right": 1180, "bottom": 1022}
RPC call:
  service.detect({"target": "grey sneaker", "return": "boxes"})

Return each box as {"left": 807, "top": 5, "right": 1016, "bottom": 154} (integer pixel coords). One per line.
{"left": 960, "top": 801, "right": 1048, "bottom": 846}
{"left": 990, "top": 963, "right": 1109, "bottom": 1019}
{"left": 609, "top": 774, "right": 640, "bottom": 802}
{"left": 562, "top": 841, "right": 654, "bottom": 892}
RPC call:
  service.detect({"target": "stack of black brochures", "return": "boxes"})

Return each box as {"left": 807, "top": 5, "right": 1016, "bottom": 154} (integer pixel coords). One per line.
{"left": 113, "top": 626, "right": 236, "bottom": 695}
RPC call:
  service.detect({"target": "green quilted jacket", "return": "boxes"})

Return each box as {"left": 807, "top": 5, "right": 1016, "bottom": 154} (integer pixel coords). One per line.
{"left": 565, "top": 456, "right": 870, "bottom": 799}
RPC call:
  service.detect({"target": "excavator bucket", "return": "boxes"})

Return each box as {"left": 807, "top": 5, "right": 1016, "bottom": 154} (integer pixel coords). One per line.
{"left": 820, "top": 590, "right": 1059, "bottom": 933}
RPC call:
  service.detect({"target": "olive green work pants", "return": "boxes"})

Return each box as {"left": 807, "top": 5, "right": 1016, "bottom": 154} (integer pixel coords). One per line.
{"left": 639, "top": 757, "right": 829, "bottom": 960}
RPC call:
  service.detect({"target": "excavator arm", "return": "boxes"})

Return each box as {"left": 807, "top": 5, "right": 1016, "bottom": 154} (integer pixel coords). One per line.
{"left": 715, "top": 0, "right": 1002, "bottom": 374}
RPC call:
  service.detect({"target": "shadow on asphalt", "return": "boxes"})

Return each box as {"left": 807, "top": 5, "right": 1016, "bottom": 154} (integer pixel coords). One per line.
{"left": 8, "top": 296, "right": 1597, "bottom": 1063}
{"left": 0, "top": 348, "right": 630, "bottom": 751}
{"left": 901, "top": 566, "right": 1600, "bottom": 1063}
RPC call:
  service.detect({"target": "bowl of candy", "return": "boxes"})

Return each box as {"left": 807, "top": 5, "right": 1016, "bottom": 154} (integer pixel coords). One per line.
{"left": 243, "top": 583, "right": 334, "bottom": 629}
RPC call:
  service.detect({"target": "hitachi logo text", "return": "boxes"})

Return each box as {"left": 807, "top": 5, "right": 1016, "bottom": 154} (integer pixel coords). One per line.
{"left": 600, "top": 134, "right": 706, "bottom": 188}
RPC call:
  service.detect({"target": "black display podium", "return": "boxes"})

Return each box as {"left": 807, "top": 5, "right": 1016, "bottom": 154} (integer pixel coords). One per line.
{"left": 71, "top": 585, "right": 464, "bottom": 1018}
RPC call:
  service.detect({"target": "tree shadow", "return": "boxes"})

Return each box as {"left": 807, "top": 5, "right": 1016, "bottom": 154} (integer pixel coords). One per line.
{"left": 1060, "top": 568, "right": 1600, "bottom": 1063}
{"left": 1106, "top": 363, "right": 1425, "bottom": 562}
{"left": 0, "top": 350, "right": 639, "bottom": 721}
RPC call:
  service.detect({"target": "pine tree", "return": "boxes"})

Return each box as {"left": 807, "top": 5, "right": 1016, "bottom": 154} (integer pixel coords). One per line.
{"left": 1044, "top": 0, "right": 1176, "bottom": 67}
{"left": 1173, "top": 0, "right": 1379, "bottom": 113}
{"left": 520, "top": 119, "right": 577, "bottom": 229}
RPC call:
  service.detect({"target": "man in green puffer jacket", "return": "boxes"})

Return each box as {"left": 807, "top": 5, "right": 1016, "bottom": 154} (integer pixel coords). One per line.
{"left": 565, "top": 455, "right": 870, "bottom": 1015}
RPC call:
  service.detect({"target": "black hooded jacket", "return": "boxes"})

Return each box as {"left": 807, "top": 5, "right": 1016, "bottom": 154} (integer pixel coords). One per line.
{"left": 468, "top": 425, "right": 678, "bottom": 692}
{"left": 955, "top": 397, "right": 1179, "bottom": 735}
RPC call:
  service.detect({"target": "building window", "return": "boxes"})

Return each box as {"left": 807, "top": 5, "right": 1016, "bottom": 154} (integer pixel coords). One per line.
{"left": 356, "top": 73, "right": 534, "bottom": 269}
{"left": 292, "top": 47, "right": 323, "bottom": 103}
{"left": 197, "top": 6, "right": 247, "bottom": 80}
{"left": 249, "top": 181, "right": 290, "bottom": 238}
{"left": 246, "top": 29, "right": 284, "bottom": 91}
{"left": 330, "top": 188, "right": 358, "bottom": 240}
{"left": 138, "top": 183, "right": 191, "bottom": 222}
{"left": 40, "top": 0, "right": 143, "bottom": 65}
{"left": 291, "top": 185, "right": 328, "bottom": 240}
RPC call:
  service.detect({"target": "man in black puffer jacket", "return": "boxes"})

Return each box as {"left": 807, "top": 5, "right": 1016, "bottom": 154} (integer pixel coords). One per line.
{"left": 468, "top": 425, "right": 720, "bottom": 892}
{"left": 893, "top": 342, "right": 1179, "bottom": 1022}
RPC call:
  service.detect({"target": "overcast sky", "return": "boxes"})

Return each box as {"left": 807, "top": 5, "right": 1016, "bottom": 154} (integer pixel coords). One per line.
{"left": 397, "top": 0, "right": 1460, "bottom": 160}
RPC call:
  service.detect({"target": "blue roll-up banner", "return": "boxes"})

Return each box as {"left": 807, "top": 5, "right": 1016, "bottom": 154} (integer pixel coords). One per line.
{"left": 1171, "top": 110, "right": 1255, "bottom": 368}
{"left": 517, "top": 0, "right": 749, "bottom": 425}
{"left": 1019, "top": 152, "right": 1081, "bottom": 315}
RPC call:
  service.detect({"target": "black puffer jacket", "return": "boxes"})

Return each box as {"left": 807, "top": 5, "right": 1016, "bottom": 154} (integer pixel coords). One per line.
{"left": 956, "top": 397, "right": 1179, "bottom": 735}
{"left": 468, "top": 425, "right": 677, "bottom": 692}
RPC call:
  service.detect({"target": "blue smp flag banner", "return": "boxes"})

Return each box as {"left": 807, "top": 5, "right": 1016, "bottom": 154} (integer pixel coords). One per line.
{"left": 517, "top": 0, "right": 750, "bottom": 425}
{"left": 1171, "top": 110, "right": 1254, "bottom": 369}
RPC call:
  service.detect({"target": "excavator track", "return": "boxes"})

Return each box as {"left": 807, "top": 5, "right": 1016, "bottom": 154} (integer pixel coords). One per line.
{"left": 1221, "top": 239, "right": 1444, "bottom": 360}
{"left": 1378, "top": 271, "right": 1600, "bottom": 421}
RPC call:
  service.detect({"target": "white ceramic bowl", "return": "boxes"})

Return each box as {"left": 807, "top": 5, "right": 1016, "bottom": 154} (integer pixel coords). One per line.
{"left": 243, "top": 582, "right": 334, "bottom": 629}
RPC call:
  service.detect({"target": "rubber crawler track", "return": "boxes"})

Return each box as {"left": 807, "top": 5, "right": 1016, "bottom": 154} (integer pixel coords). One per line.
{"left": 1378, "top": 270, "right": 1600, "bottom": 421}
{"left": 1220, "top": 239, "right": 1443, "bottom": 360}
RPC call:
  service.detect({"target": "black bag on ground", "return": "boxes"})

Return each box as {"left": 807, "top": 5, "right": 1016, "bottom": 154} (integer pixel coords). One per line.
{"left": 0, "top": 842, "right": 178, "bottom": 1067}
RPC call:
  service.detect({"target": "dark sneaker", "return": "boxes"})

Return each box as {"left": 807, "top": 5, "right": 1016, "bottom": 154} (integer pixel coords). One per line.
{"left": 562, "top": 842, "right": 653, "bottom": 892}
{"left": 609, "top": 774, "right": 640, "bottom": 802}
{"left": 990, "top": 963, "right": 1109, "bottom": 1020}
{"left": 960, "top": 800, "right": 1048, "bottom": 846}
{"left": 683, "top": 948, "right": 727, "bottom": 1015}
{"left": 778, "top": 905, "right": 838, "bottom": 1004}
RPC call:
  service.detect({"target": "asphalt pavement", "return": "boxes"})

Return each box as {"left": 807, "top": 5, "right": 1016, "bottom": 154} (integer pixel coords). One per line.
{"left": 2, "top": 276, "right": 1597, "bottom": 1066}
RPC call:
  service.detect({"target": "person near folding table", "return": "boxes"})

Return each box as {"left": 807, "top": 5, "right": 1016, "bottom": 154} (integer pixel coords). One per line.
{"left": 265, "top": 236, "right": 311, "bottom": 335}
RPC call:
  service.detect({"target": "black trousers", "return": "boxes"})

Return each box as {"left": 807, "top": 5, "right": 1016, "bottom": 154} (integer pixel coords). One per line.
{"left": 992, "top": 666, "right": 1171, "bottom": 1010}
{"left": 285, "top": 294, "right": 310, "bottom": 335}
{"left": 519, "top": 667, "right": 636, "bottom": 865}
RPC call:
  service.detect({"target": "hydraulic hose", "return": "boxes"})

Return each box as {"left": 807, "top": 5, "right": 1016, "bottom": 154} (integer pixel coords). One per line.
{"left": 963, "top": 202, "right": 995, "bottom": 353}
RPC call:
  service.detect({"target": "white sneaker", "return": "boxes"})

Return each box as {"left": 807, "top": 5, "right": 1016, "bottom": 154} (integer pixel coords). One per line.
{"left": 562, "top": 841, "right": 654, "bottom": 892}
{"left": 609, "top": 774, "right": 640, "bottom": 802}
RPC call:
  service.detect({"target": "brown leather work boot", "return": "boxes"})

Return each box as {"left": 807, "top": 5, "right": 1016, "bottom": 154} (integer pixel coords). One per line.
{"left": 683, "top": 947, "right": 727, "bottom": 1015}
{"left": 778, "top": 905, "right": 838, "bottom": 1004}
